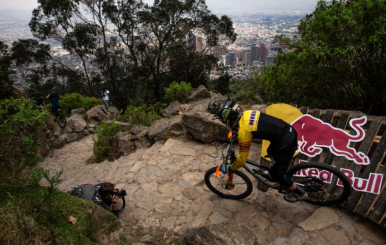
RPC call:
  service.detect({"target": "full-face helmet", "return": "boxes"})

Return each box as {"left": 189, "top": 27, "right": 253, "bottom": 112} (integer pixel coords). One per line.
{"left": 212, "top": 101, "right": 243, "bottom": 129}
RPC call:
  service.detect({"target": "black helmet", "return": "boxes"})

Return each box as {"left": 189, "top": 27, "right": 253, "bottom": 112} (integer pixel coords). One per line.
{"left": 212, "top": 101, "right": 243, "bottom": 129}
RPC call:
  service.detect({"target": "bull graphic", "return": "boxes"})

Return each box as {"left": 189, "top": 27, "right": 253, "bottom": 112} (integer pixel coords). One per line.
{"left": 291, "top": 115, "right": 370, "bottom": 165}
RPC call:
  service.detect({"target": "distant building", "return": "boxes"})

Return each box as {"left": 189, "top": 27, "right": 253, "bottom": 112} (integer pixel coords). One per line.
{"left": 259, "top": 43, "right": 268, "bottom": 64}
{"left": 244, "top": 52, "right": 252, "bottom": 66}
{"left": 266, "top": 56, "right": 274, "bottom": 66}
{"left": 252, "top": 46, "right": 260, "bottom": 62}
{"left": 212, "top": 45, "right": 227, "bottom": 59}
{"left": 196, "top": 36, "right": 203, "bottom": 52}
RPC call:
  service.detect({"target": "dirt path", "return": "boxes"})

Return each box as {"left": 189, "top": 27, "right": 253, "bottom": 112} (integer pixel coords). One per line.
{"left": 40, "top": 135, "right": 386, "bottom": 245}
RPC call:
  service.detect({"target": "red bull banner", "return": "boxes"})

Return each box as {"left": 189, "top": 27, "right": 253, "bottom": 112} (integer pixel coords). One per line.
{"left": 261, "top": 104, "right": 383, "bottom": 195}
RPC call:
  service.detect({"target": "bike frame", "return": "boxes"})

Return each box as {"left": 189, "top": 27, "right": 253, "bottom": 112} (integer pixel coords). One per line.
{"left": 225, "top": 131, "right": 281, "bottom": 189}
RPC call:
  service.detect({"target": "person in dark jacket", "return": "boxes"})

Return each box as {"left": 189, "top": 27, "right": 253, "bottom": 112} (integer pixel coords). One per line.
{"left": 94, "top": 182, "right": 119, "bottom": 217}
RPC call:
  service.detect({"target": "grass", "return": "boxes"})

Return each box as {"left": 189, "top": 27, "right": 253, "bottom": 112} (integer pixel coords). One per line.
{"left": 0, "top": 187, "right": 117, "bottom": 245}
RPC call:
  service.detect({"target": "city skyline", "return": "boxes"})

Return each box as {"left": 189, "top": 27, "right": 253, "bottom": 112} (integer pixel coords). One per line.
{"left": 0, "top": 0, "right": 320, "bottom": 11}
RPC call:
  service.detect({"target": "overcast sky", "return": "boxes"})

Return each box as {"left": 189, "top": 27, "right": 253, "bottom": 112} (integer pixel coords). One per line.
{"left": 0, "top": 0, "right": 319, "bottom": 11}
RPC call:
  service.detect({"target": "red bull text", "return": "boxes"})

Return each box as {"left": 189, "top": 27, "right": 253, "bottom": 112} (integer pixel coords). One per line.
{"left": 296, "top": 161, "right": 383, "bottom": 194}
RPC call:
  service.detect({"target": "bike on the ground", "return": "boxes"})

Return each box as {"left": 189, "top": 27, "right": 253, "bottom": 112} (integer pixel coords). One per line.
{"left": 54, "top": 108, "right": 66, "bottom": 128}
{"left": 204, "top": 130, "right": 352, "bottom": 206}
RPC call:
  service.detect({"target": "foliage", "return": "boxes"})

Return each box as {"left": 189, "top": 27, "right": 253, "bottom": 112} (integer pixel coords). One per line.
{"left": 0, "top": 41, "right": 14, "bottom": 99}
{"left": 0, "top": 98, "right": 48, "bottom": 193}
{"left": 164, "top": 81, "right": 194, "bottom": 103}
{"left": 228, "top": 79, "right": 260, "bottom": 105}
{"left": 213, "top": 73, "right": 231, "bottom": 95}
{"left": 93, "top": 122, "right": 121, "bottom": 163}
{"left": 254, "top": 0, "right": 386, "bottom": 115}
{"left": 59, "top": 93, "right": 103, "bottom": 116}
{"left": 118, "top": 103, "right": 165, "bottom": 127}
{"left": 30, "top": 0, "right": 237, "bottom": 109}
{"left": 0, "top": 98, "right": 117, "bottom": 244}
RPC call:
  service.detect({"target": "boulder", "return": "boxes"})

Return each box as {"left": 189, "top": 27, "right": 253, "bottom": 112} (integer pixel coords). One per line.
{"left": 61, "top": 133, "right": 79, "bottom": 143}
{"left": 208, "top": 94, "right": 229, "bottom": 114}
{"left": 182, "top": 110, "right": 228, "bottom": 142}
{"left": 67, "top": 114, "right": 87, "bottom": 132}
{"left": 51, "top": 137, "right": 65, "bottom": 149}
{"left": 251, "top": 104, "right": 267, "bottom": 113}
{"left": 108, "top": 107, "right": 120, "bottom": 120}
{"left": 162, "top": 100, "right": 180, "bottom": 118}
{"left": 113, "top": 130, "right": 151, "bottom": 156}
{"left": 148, "top": 118, "right": 169, "bottom": 141}
{"left": 71, "top": 108, "right": 87, "bottom": 120}
{"left": 188, "top": 85, "right": 211, "bottom": 103}
{"left": 169, "top": 115, "right": 183, "bottom": 131}
{"left": 184, "top": 222, "right": 258, "bottom": 245}
{"left": 130, "top": 124, "right": 147, "bottom": 135}
{"left": 190, "top": 98, "right": 211, "bottom": 111}
{"left": 87, "top": 105, "right": 109, "bottom": 122}
{"left": 37, "top": 130, "right": 50, "bottom": 156}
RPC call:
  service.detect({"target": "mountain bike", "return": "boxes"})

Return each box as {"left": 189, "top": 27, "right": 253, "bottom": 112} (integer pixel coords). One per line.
{"left": 54, "top": 108, "right": 66, "bottom": 128}
{"left": 204, "top": 131, "right": 352, "bottom": 206}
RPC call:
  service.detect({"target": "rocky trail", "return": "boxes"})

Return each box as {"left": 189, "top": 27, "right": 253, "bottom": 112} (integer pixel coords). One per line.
{"left": 40, "top": 135, "right": 386, "bottom": 245}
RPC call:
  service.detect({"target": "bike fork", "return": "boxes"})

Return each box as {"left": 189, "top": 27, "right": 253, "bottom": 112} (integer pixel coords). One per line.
{"left": 226, "top": 172, "right": 234, "bottom": 190}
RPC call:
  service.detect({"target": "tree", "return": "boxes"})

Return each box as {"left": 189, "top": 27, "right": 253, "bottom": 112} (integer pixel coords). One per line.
{"left": 0, "top": 41, "right": 14, "bottom": 99}
{"left": 30, "top": 0, "right": 237, "bottom": 109}
{"left": 254, "top": 0, "right": 386, "bottom": 115}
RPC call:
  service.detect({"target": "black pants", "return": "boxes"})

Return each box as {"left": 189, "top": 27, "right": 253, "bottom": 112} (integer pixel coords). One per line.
{"left": 267, "top": 125, "right": 298, "bottom": 187}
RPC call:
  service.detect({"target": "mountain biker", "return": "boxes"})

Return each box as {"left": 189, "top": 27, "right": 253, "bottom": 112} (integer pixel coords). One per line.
{"left": 212, "top": 101, "right": 308, "bottom": 202}
{"left": 46, "top": 92, "right": 61, "bottom": 116}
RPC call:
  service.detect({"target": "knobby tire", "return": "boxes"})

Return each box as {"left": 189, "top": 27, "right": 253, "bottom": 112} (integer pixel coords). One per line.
{"left": 205, "top": 167, "right": 253, "bottom": 200}
{"left": 286, "top": 162, "right": 352, "bottom": 206}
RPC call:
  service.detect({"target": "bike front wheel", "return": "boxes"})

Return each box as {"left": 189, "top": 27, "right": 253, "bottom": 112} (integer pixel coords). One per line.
{"left": 205, "top": 167, "right": 253, "bottom": 200}
{"left": 287, "top": 162, "right": 352, "bottom": 206}
{"left": 58, "top": 115, "right": 66, "bottom": 128}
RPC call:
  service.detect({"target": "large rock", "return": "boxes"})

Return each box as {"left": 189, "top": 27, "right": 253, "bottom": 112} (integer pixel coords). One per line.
{"left": 130, "top": 124, "right": 147, "bottom": 135}
{"left": 190, "top": 98, "right": 211, "bottom": 111}
{"left": 182, "top": 110, "right": 228, "bottom": 142}
{"left": 61, "top": 133, "right": 79, "bottom": 143}
{"left": 108, "top": 107, "right": 120, "bottom": 120}
{"left": 298, "top": 207, "right": 339, "bottom": 231}
{"left": 67, "top": 114, "right": 87, "bottom": 132}
{"left": 71, "top": 108, "right": 87, "bottom": 120}
{"left": 208, "top": 94, "right": 229, "bottom": 114}
{"left": 162, "top": 101, "right": 180, "bottom": 118}
{"left": 184, "top": 222, "right": 258, "bottom": 245}
{"left": 148, "top": 118, "right": 169, "bottom": 141}
{"left": 188, "top": 85, "right": 211, "bottom": 103}
{"left": 169, "top": 115, "right": 183, "bottom": 131}
{"left": 87, "top": 105, "right": 109, "bottom": 122}
{"left": 113, "top": 130, "right": 151, "bottom": 156}
{"left": 251, "top": 104, "right": 267, "bottom": 113}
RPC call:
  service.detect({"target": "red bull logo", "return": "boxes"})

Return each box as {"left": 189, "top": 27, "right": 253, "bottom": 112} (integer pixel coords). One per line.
{"left": 291, "top": 115, "right": 369, "bottom": 165}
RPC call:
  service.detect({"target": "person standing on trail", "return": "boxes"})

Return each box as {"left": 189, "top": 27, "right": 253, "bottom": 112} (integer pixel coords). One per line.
{"left": 212, "top": 101, "right": 308, "bottom": 203}
{"left": 102, "top": 89, "right": 110, "bottom": 110}
{"left": 47, "top": 92, "right": 61, "bottom": 115}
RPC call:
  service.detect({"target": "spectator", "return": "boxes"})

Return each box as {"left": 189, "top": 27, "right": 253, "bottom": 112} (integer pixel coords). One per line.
{"left": 102, "top": 89, "right": 110, "bottom": 110}
{"left": 46, "top": 92, "right": 61, "bottom": 116}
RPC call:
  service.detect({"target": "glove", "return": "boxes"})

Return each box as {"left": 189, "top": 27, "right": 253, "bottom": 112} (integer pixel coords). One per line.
{"left": 221, "top": 163, "right": 230, "bottom": 174}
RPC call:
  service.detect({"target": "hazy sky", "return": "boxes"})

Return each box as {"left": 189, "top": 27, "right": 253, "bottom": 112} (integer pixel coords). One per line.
{"left": 0, "top": 0, "right": 319, "bottom": 11}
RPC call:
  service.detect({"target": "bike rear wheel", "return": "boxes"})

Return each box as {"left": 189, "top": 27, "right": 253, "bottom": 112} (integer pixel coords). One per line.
{"left": 205, "top": 167, "right": 253, "bottom": 200}
{"left": 287, "top": 162, "right": 351, "bottom": 206}
{"left": 58, "top": 115, "right": 66, "bottom": 128}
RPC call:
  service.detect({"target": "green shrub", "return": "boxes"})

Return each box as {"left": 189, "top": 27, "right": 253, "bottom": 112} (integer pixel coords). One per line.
{"left": 228, "top": 79, "right": 260, "bottom": 106}
{"left": 93, "top": 122, "right": 121, "bottom": 163}
{"left": 117, "top": 102, "right": 165, "bottom": 127}
{"left": 0, "top": 98, "right": 117, "bottom": 244}
{"left": 59, "top": 93, "right": 103, "bottom": 116}
{"left": 164, "top": 81, "right": 194, "bottom": 103}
